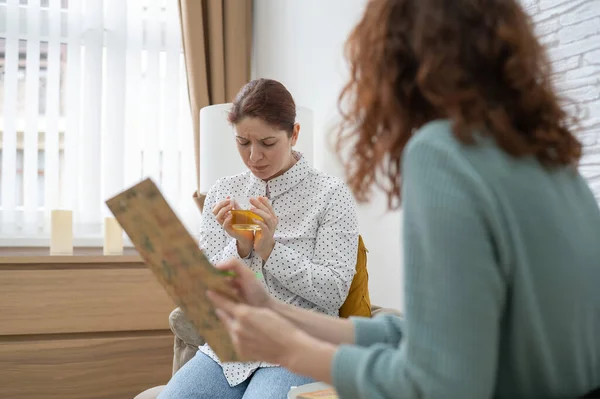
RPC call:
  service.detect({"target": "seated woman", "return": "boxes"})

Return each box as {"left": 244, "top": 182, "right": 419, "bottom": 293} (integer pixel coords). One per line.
{"left": 206, "top": 0, "right": 600, "bottom": 398}
{"left": 158, "top": 78, "right": 359, "bottom": 399}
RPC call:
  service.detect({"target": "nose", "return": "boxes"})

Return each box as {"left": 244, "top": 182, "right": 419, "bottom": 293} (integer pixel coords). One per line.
{"left": 249, "top": 145, "right": 263, "bottom": 163}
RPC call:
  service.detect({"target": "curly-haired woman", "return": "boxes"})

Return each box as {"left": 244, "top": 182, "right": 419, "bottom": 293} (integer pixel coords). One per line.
{"left": 207, "top": 0, "right": 600, "bottom": 398}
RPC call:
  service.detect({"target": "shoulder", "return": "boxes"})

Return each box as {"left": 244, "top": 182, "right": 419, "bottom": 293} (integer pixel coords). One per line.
{"left": 402, "top": 119, "right": 502, "bottom": 215}
{"left": 403, "top": 119, "right": 504, "bottom": 182}
{"left": 304, "top": 170, "right": 356, "bottom": 215}
{"left": 405, "top": 119, "right": 466, "bottom": 161}
{"left": 213, "top": 170, "right": 253, "bottom": 189}
{"left": 205, "top": 171, "right": 253, "bottom": 203}
{"left": 207, "top": 171, "right": 253, "bottom": 194}
{"left": 403, "top": 120, "right": 467, "bottom": 181}
{"left": 309, "top": 169, "right": 353, "bottom": 197}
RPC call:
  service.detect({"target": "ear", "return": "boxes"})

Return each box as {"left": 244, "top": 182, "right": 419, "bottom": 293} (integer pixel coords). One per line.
{"left": 291, "top": 123, "right": 300, "bottom": 146}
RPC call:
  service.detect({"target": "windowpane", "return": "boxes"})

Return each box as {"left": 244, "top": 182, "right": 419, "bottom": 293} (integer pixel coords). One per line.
{"left": 37, "top": 149, "right": 44, "bottom": 207}
{"left": 0, "top": 0, "right": 197, "bottom": 239}
{"left": 16, "top": 149, "right": 23, "bottom": 207}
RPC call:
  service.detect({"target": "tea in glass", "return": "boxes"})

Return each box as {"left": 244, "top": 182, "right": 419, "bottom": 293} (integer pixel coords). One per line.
{"left": 230, "top": 197, "right": 263, "bottom": 231}
{"left": 231, "top": 209, "right": 263, "bottom": 231}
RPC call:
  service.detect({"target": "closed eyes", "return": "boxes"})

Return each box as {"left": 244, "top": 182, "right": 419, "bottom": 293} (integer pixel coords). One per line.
{"left": 236, "top": 138, "right": 276, "bottom": 147}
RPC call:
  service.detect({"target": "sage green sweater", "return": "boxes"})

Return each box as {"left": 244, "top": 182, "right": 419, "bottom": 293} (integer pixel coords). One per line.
{"left": 332, "top": 120, "right": 600, "bottom": 399}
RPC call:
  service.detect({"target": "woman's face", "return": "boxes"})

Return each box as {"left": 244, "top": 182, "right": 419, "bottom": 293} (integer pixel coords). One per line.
{"left": 234, "top": 117, "right": 299, "bottom": 181}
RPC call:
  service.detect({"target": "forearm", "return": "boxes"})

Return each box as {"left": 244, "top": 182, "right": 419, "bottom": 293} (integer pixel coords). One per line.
{"left": 285, "top": 333, "right": 337, "bottom": 385}
{"left": 271, "top": 299, "right": 355, "bottom": 345}
{"left": 236, "top": 240, "right": 252, "bottom": 258}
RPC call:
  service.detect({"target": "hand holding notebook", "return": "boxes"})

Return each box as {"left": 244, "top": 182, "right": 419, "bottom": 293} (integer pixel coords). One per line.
{"left": 105, "top": 178, "right": 240, "bottom": 362}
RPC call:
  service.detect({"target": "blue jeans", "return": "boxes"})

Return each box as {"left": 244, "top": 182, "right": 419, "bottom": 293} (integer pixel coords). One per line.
{"left": 157, "top": 351, "right": 314, "bottom": 399}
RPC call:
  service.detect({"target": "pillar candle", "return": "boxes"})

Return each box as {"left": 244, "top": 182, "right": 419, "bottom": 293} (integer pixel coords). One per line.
{"left": 104, "top": 217, "right": 123, "bottom": 255}
{"left": 50, "top": 210, "right": 73, "bottom": 255}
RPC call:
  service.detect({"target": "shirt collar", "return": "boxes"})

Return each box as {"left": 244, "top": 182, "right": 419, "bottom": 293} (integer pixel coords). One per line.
{"left": 251, "top": 151, "right": 312, "bottom": 199}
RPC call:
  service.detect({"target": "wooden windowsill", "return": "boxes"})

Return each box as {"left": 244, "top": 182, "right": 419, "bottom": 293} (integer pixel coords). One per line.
{"left": 0, "top": 247, "right": 142, "bottom": 265}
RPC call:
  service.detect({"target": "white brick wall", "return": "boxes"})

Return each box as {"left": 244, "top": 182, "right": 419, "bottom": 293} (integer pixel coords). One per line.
{"left": 526, "top": 0, "right": 600, "bottom": 201}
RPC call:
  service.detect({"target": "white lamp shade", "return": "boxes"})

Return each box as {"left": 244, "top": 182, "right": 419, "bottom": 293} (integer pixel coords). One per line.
{"left": 198, "top": 103, "right": 314, "bottom": 194}
{"left": 295, "top": 106, "right": 314, "bottom": 167}
{"left": 199, "top": 104, "right": 244, "bottom": 194}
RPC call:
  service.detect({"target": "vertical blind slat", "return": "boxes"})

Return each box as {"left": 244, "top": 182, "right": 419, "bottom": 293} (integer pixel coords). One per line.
{"left": 102, "top": 0, "right": 127, "bottom": 204}
{"left": 23, "top": 0, "right": 42, "bottom": 231}
{"left": 43, "top": 0, "right": 62, "bottom": 225}
{"left": 1, "top": 0, "right": 21, "bottom": 231}
{"left": 142, "top": 0, "right": 161, "bottom": 185}
{"left": 64, "top": 0, "right": 82, "bottom": 217}
{"left": 79, "top": 0, "right": 104, "bottom": 231}
{"left": 124, "top": 0, "right": 143, "bottom": 189}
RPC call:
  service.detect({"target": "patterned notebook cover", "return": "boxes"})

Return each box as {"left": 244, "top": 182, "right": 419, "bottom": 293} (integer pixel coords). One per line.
{"left": 105, "top": 178, "right": 239, "bottom": 362}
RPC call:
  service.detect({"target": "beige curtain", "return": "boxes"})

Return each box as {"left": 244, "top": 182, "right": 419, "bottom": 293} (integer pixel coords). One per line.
{"left": 178, "top": 0, "right": 253, "bottom": 212}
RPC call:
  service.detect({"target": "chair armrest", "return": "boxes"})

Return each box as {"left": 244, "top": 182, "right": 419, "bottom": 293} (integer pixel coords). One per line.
{"left": 371, "top": 305, "right": 403, "bottom": 318}
{"left": 169, "top": 307, "right": 205, "bottom": 347}
{"left": 169, "top": 308, "right": 205, "bottom": 374}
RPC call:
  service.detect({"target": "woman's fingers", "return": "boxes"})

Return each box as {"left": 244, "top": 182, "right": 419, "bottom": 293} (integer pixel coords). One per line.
{"left": 258, "top": 196, "right": 276, "bottom": 214}
{"left": 212, "top": 197, "right": 231, "bottom": 215}
{"left": 215, "top": 307, "right": 254, "bottom": 361}
{"left": 215, "top": 308, "right": 234, "bottom": 328}
{"left": 215, "top": 204, "right": 233, "bottom": 225}
{"left": 249, "top": 207, "right": 276, "bottom": 228}
{"left": 223, "top": 213, "right": 233, "bottom": 229}
{"left": 249, "top": 207, "right": 269, "bottom": 220}
{"left": 215, "top": 258, "right": 246, "bottom": 273}
{"left": 208, "top": 290, "right": 251, "bottom": 322}
{"left": 210, "top": 290, "right": 297, "bottom": 365}
{"left": 253, "top": 219, "right": 270, "bottom": 234}
{"left": 208, "top": 290, "right": 234, "bottom": 311}
{"left": 214, "top": 259, "right": 257, "bottom": 285}
{"left": 249, "top": 197, "right": 273, "bottom": 215}
{"left": 249, "top": 197, "right": 277, "bottom": 231}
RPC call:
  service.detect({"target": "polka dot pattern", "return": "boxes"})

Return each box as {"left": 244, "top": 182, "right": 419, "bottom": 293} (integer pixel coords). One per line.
{"left": 197, "top": 152, "right": 359, "bottom": 387}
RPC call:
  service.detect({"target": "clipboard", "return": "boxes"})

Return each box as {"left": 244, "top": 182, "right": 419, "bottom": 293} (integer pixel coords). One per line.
{"left": 105, "top": 178, "right": 239, "bottom": 362}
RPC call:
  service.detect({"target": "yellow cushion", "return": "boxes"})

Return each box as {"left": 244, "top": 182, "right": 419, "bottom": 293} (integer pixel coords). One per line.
{"left": 339, "top": 235, "right": 372, "bottom": 318}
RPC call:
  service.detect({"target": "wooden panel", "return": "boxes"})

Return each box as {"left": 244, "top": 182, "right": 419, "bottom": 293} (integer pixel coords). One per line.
{"left": 0, "top": 247, "right": 140, "bottom": 260}
{"left": 0, "top": 268, "right": 175, "bottom": 335}
{"left": 0, "top": 333, "right": 172, "bottom": 399}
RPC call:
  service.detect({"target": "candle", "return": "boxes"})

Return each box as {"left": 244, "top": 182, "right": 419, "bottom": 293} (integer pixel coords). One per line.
{"left": 50, "top": 210, "right": 73, "bottom": 255}
{"left": 104, "top": 217, "right": 123, "bottom": 255}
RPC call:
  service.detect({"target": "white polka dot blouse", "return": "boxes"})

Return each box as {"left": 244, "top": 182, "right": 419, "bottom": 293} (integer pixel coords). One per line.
{"left": 198, "top": 152, "right": 359, "bottom": 386}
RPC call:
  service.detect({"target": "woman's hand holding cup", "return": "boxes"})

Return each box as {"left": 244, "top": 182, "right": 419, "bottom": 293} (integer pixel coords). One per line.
{"left": 249, "top": 197, "right": 278, "bottom": 261}
{"left": 212, "top": 197, "right": 254, "bottom": 257}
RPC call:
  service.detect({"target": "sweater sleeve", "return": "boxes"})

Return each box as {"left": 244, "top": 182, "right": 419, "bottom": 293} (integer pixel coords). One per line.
{"left": 198, "top": 181, "right": 253, "bottom": 266}
{"left": 352, "top": 315, "right": 404, "bottom": 347}
{"left": 263, "top": 182, "right": 358, "bottom": 312}
{"left": 331, "top": 132, "right": 506, "bottom": 399}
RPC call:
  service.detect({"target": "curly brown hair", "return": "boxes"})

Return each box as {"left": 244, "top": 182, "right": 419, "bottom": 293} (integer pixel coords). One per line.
{"left": 334, "top": 0, "right": 582, "bottom": 209}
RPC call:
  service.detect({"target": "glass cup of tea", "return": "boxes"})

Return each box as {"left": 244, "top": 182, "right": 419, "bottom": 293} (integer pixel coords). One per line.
{"left": 230, "top": 197, "right": 263, "bottom": 231}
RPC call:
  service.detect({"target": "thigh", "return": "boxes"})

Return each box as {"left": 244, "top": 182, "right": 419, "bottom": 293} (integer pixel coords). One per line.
{"left": 242, "top": 367, "right": 315, "bottom": 399}
{"left": 157, "top": 351, "right": 248, "bottom": 399}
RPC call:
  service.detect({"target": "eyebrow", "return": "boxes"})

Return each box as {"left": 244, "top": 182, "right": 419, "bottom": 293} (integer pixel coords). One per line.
{"left": 236, "top": 136, "right": 277, "bottom": 141}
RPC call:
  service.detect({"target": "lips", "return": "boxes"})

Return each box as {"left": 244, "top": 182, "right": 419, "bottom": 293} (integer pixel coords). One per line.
{"left": 251, "top": 165, "right": 268, "bottom": 172}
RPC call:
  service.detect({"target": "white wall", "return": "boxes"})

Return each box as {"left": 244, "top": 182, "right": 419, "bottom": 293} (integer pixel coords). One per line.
{"left": 526, "top": 0, "right": 600, "bottom": 200}
{"left": 252, "top": 0, "right": 600, "bottom": 311}
{"left": 253, "top": 0, "right": 404, "bottom": 310}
